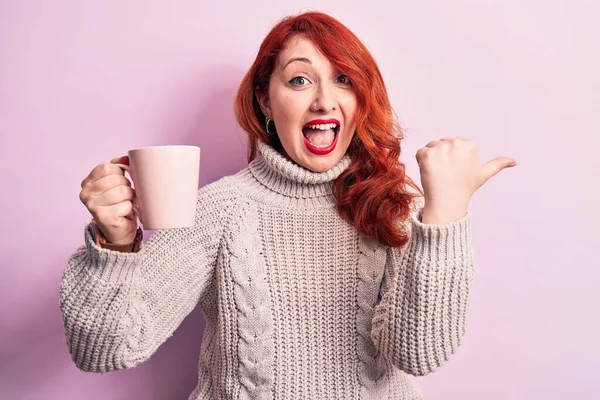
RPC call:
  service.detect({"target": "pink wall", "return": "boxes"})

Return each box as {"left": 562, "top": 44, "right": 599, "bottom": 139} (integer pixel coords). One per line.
{"left": 1, "top": 1, "right": 598, "bottom": 399}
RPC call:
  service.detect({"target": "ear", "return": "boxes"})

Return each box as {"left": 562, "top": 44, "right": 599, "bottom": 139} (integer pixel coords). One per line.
{"left": 255, "top": 86, "right": 271, "bottom": 118}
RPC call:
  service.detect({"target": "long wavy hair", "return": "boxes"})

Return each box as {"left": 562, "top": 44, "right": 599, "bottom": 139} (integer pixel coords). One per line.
{"left": 234, "top": 11, "right": 423, "bottom": 247}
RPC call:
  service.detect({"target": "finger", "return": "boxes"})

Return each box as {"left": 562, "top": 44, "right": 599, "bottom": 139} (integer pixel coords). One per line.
{"left": 81, "top": 155, "right": 128, "bottom": 188}
{"left": 98, "top": 200, "right": 135, "bottom": 221}
{"left": 111, "top": 155, "right": 131, "bottom": 175}
{"left": 81, "top": 161, "right": 127, "bottom": 188}
{"left": 415, "top": 147, "right": 428, "bottom": 161}
{"left": 125, "top": 200, "right": 138, "bottom": 221}
{"left": 94, "top": 184, "right": 136, "bottom": 207}
{"left": 86, "top": 173, "right": 131, "bottom": 195}
{"left": 110, "top": 155, "right": 129, "bottom": 165}
{"left": 128, "top": 203, "right": 140, "bottom": 221}
{"left": 479, "top": 157, "right": 518, "bottom": 184}
{"left": 425, "top": 140, "right": 441, "bottom": 148}
{"left": 80, "top": 174, "right": 131, "bottom": 205}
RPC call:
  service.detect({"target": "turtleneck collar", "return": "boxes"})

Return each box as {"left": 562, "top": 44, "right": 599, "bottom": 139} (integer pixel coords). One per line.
{"left": 247, "top": 140, "right": 351, "bottom": 200}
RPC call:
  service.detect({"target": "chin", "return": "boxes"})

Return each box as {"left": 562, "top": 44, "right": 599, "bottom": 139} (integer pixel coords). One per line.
{"left": 305, "top": 164, "right": 331, "bottom": 173}
{"left": 301, "top": 152, "right": 344, "bottom": 173}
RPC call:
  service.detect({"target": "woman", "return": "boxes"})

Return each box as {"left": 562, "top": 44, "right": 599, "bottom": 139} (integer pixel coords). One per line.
{"left": 61, "top": 11, "right": 516, "bottom": 400}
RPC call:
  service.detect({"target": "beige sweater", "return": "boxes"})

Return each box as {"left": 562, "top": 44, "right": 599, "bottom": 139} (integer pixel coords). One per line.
{"left": 60, "top": 140, "right": 475, "bottom": 400}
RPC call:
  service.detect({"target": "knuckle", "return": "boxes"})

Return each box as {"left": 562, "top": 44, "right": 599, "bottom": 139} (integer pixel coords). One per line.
{"left": 100, "top": 162, "right": 113, "bottom": 176}
{"left": 426, "top": 146, "right": 437, "bottom": 154}
{"left": 416, "top": 148, "right": 430, "bottom": 161}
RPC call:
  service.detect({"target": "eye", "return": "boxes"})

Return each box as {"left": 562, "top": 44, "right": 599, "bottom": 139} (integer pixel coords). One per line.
{"left": 289, "top": 76, "right": 310, "bottom": 86}
{"left": 336, "top": 75, "right": 351, "bottom": 85}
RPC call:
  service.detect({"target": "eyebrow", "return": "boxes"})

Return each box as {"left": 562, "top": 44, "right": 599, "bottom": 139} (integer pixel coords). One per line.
{"left": 283, "top": 57, "right": 312, "bottom": 70}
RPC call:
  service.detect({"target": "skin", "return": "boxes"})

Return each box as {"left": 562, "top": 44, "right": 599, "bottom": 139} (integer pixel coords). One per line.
{"left": 257, "top": 35, "right": 358, "bottom": 173}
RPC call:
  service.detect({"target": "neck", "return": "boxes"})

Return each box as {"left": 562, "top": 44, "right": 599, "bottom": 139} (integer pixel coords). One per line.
{"left": 238, "top": 140, "right": 351, "bottom": 207}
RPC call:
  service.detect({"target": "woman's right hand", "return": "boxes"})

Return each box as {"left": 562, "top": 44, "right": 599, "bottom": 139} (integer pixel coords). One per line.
{"left": 79, "top": 156, "right": 139, "bottom": 244}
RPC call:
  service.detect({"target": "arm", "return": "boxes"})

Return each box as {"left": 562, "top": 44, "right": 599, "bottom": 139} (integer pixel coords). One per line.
{"left": 59, "top": 178, "right": 237, "bottom": 373}
{"left": 370, "top": 197, "right": 475, "bottom": 376}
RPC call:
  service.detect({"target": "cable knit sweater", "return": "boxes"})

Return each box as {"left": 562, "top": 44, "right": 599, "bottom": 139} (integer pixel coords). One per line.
{"left": 60, "top": 140, "right": 475, "bottom": 400}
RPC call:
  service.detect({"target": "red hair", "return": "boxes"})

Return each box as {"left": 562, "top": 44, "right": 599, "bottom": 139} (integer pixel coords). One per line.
{"left": 234, "top": 11, "right": 423, "bottom": 247}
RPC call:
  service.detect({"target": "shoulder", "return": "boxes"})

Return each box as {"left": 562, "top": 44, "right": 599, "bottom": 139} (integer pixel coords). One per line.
{"left": 195, "top": 173, "right": 242, "bottom": 212}
{"left": 191, "top": 173, "right": 246, "bottom": 231}
{"left": 196, "top": 166, "right": 258, "bottom": 208}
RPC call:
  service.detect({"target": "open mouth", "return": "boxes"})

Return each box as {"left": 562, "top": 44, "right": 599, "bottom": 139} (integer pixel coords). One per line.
{"left": 302, "top": 119, "right": 340, "bottom": 155}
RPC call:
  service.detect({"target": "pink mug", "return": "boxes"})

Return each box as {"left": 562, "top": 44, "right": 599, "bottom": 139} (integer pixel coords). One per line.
{"left": 115, "top": 145, "right": 201, "bottom": 230}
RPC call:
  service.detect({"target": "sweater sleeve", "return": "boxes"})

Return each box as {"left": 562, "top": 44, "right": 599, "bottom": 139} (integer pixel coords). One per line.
{"left": 59, "top": 177, "right": 237, "bottom": 373}
{"left": 370, "top": 196, "right": 475, "bottom": 376}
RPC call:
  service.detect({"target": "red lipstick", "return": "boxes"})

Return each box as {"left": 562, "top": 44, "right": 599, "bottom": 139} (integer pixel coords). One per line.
{"left": 304, "top": 118, "right": 340, "bottom": 126}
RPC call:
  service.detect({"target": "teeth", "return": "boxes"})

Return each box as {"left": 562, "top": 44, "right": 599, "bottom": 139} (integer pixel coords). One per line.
{"left": 307, "top": 139, "right": 334, "bottom": 148}
{"left": 305, "top": 123, "right": 338, "bottom": 130}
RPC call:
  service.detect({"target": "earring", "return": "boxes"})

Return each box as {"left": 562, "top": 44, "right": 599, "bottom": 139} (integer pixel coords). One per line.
{"left": 265, "top": 115, "right": 276, "bottom": 135}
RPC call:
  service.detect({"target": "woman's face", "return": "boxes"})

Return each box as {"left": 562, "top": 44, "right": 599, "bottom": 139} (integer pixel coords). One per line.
{"left": 258, "top": 36, "right": 358, "bottom": 173}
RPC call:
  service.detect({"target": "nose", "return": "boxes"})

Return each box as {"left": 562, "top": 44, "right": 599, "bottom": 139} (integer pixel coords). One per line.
{"left": 311, "top": 83, "right": 337, "bottom": 113}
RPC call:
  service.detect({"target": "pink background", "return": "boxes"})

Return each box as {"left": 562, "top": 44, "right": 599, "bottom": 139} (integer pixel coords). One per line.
{"left": 1, "top": 1, "right": 598, "bottom": 399}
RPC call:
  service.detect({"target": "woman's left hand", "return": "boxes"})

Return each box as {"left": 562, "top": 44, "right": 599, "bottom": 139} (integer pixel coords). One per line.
{"left": 416, "top": 137, "right": 517, "bottom": 224}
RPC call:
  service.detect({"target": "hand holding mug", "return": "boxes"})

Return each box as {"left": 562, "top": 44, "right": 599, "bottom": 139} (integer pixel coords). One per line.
{"left": 79, "top": 156, "right": 139, "bottom": 244}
